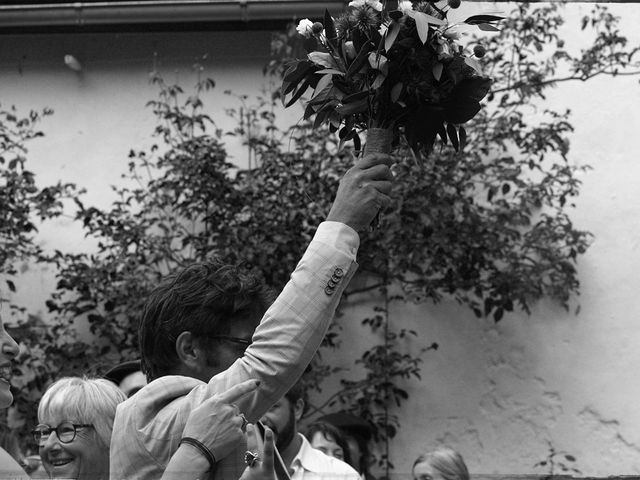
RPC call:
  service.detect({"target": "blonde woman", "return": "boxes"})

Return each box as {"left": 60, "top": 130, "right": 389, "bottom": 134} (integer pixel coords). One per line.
{"left": 35, "top": 377, "right": 126, "bottom": 480}
{"left": 412, "top": 447, "right": 470, "bottom": 480}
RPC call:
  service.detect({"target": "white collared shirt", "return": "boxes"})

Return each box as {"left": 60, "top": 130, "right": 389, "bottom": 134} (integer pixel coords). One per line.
{"left": 290, "top": 434, "right": 361, "bottom": 480}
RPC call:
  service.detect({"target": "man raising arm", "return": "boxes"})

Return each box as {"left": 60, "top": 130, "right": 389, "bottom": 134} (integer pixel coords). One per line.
{"left": 109, "top": 153, "right": 393, "bottom": 480}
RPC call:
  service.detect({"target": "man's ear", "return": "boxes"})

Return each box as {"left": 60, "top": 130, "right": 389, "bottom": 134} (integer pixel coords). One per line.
{"left": 293, "top": 398, "right": 305, "bottom": 422}
{"left": 175, "top": 331, "right": 203, "bottom": 370}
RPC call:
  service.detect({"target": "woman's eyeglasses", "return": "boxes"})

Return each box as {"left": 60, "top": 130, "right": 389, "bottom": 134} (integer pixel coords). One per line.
{"left": 32, "top": 421, "right": 94, "bottom": 444}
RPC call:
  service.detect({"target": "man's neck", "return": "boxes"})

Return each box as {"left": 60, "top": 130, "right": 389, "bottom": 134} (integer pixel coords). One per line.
{"left": 280, "top": 432, "right": 303, "bottom": 473}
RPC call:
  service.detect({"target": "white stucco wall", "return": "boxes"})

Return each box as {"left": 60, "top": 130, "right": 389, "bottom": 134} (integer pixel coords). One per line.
{"left": 1, "top": 2, "right": 639, "bottom": 477}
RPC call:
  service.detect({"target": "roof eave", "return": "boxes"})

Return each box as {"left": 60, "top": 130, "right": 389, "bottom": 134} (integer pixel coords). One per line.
{"left": 0, "top": 1, "right": 346, "bottom": 31}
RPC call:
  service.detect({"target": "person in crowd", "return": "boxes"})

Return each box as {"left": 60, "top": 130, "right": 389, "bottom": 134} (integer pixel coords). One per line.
{"left": 35, "top": 375, "right": 259, "bottom": 480}
{"left": 109, "top": 152, "right": 394, "bottom": 480}
{"left": 318, "top": 412, "right": 374, "bottom": 479}
{"left": 103, "top": 359, "right": 147, "bottom": 397}
{"left": 0, "top": 315, "right": 28, "bottom": 479}
{"left": 260, "top": 382, "right": 359, "bottom": 480}
{"left": 412, "top": 448, "right": 470, "bottom": 480}
{"left": 305, "top": 421, "right": 351, "bottom": 465}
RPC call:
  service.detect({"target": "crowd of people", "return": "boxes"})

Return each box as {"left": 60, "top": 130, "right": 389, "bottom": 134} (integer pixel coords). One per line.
{"left": 0, "top": 152, "right": 470, "bottom": 480}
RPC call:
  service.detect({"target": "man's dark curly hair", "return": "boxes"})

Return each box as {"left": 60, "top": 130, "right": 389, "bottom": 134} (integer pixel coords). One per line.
{"left": 139, "top": 259, "right": 274, "bottom": 381}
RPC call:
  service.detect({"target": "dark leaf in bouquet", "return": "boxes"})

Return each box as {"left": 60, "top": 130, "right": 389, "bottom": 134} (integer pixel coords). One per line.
{"left": 459, "top": 77, "right": 492, "bottom": 102}
{"left": 316, "top": 68, "right": 344, "bottom": 75}
{"left": 353, "top": 132, "right": 361, "bottom": 152}
{"left": 313, "top": 108, "right": 331, "bottom": 130}
{"left": 444, "top": 100, "right": 481, "bottom": 125}
{"left": 390, "top": 83, "right": 403, "bottom": 103}
{"left": 464, "top": 14, "right": 504, "bottom": 25}
{"left": 433, "top": 62, "right": 443, "bottom": 81}
{"left": 446, "top": 123, "right": 459, "bottom": 151}
{"left": 397, "top": 37, "right": 419, "bottom": 49}
{"left": 282, "top": 61, "right": 314, "bottom": 97}
{"left": 308, "top": 52, "right": 338, "bottom": 69}
{"left": 369, "top": 25, "right": 383, "bottom": 47}
{"left": 307, "top": 72, "right": 322, "bottom": 89}
{"left": 347, "top": 41, "right": 375, "bottom": 78}
{"left": 406, "top": 106, "right": 443, "bottom": 156}
{"left": 303, "top": 102, "right": 316, "bottom": 120}
{"left": 303, "top": 36, "right": 319, "bottom": 53}
{"left": 443, "top": 77, "right": 492, "bottom": 123}
{"left": 339, "top": 125, "right": 353, "bottom": 140}
{"left": 284, "top": 77, "right": 313, "bottom": 107}
{"left": 389, "top": 10, "right": 403, "bottom": 22}
{"left": 324, "top": 9, "right": 338, "bottom": 50}
{"left": 335, "top": 98, "right": 368, "bottom": 115}
{"left": 437, "top": 123, "right": 447, "bottom": 145}
{"left": 477, "top": 23, "right": 500, "bottom": 32}
{"left": 342, "top": 90, "right": 369, "bottom": 104}
{"left": 385, "top": 22, "right": 402, "bottom": 53}
{"left": 459, "top": 125, "right": 467, "bottom": 149}
{"left": 311, "top": 74, "right": 334, "bottom": 102}
{"left": 338, "top": 126, "right": 357, "bottom": 151}
{"left": 353, "top": 28, "right": 367, "bottom": 54}
{"left": 410, "top": 12, "right": 429, "bottom": 44}
{"left": 446, "top": 56, "right": 471, "bottom": 84}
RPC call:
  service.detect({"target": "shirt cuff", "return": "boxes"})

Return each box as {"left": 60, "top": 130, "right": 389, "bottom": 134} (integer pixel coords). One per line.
{"left": 313, "top": 221, "right": 360, "bottom": 260}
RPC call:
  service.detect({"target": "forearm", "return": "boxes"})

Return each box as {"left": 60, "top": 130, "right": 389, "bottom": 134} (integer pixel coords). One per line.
{"left": 207, "top": 221, "right": 359, "bottom": 421}
{"left": 162, "top": 444, "right": 211, "bottom": 480}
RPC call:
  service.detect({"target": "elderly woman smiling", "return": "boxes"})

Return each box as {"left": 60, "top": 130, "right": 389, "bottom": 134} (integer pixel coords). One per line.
{"left": 34, "top": 377, "right": 126, "bottom": 480}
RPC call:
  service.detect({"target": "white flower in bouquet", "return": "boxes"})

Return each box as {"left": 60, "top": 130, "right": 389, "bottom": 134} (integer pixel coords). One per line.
{"left": 348, "top": 0, "right": 383, "bottom": 12}
{"left": 398, "top": 1, "right": 414, "bottom": 14}
{"left": 296, "top": 19, "right": 314, "bottom": 38}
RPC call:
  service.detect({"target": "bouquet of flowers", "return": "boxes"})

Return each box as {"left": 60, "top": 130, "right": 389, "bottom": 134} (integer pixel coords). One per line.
{"left": 281, "top": 0, "right": 502, "bottom": 160}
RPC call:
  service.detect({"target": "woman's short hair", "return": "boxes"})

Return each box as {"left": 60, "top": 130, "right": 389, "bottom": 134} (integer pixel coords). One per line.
{"left": 412, "top": 447, "right": 470, "bottom": 480}
{"left": 37, "top": 377, "right": 127, "bottom": 449}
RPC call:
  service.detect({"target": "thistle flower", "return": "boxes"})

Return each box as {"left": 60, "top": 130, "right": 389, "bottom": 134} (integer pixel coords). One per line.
{"left": 350, "top": 5, "right": 380, "bottom": 32}
{"left": 334, "top": 13, "right": 358, "bottom": 39}
{"left": 296, "top": 19, "right": 314, "bottom": 38}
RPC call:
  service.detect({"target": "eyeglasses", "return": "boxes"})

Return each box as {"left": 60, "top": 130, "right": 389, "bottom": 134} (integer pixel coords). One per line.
{"left": 209, "top": 335, "right": 252, "bottom": 350}
{"left": 31, "top": 422, "right": 94, "bottom": 444}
